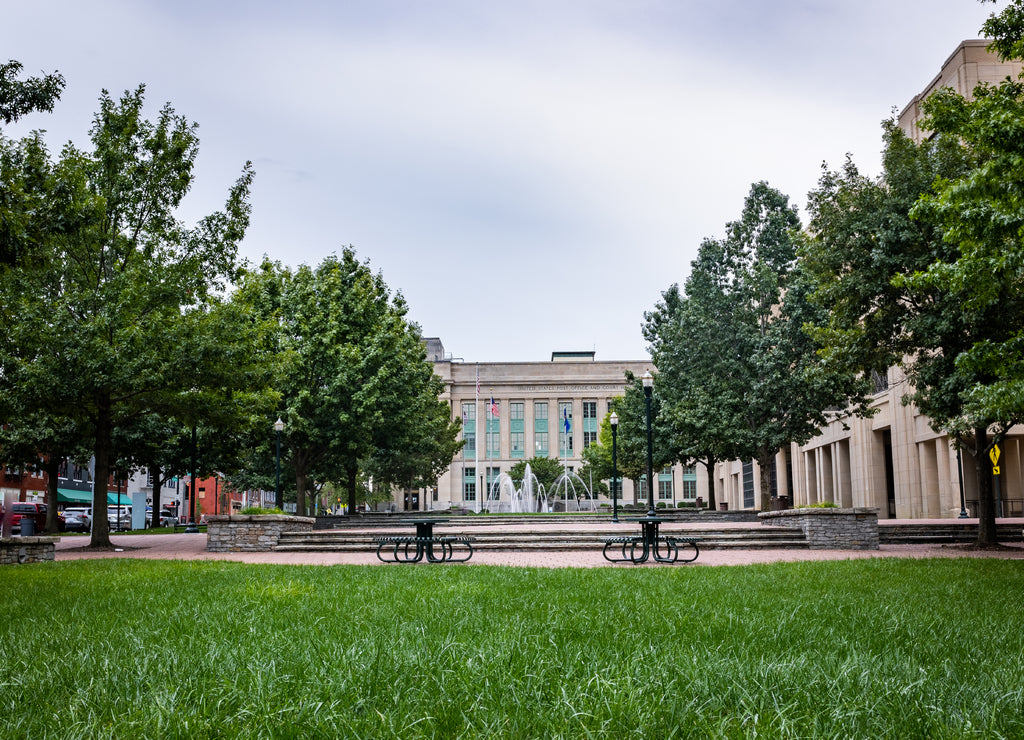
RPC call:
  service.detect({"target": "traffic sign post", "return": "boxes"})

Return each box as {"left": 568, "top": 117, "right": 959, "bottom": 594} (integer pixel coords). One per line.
{"left": 990, "top": 444, "right": 1003, "bottom": 517}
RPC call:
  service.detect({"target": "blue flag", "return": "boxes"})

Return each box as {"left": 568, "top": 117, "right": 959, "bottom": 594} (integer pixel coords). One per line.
{"left": 563, "top": 408, "right": 570, "bottom": 433}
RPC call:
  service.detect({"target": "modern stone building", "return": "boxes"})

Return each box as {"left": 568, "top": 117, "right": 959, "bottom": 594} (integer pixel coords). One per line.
{"left": 715, "top": 365, "right": 1024, "bottom": 517}
{"left": 715, "top": 40, "right": 1024, "bottom": 518}
{"left": 897, "top": 39, "right": 1023, "bottom": 143}
{"left": 410, "top": 339, "right": 702, "bottom": 512}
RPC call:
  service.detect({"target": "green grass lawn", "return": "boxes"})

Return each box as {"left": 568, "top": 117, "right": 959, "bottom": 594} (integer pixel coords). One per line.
{"left": 1, "top": 558, "right": 1022, "bottom": 738}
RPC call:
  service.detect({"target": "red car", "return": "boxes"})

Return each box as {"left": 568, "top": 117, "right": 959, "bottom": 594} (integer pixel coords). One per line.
{"left": 11, "top": 502, "right": 65, "bottom": 534}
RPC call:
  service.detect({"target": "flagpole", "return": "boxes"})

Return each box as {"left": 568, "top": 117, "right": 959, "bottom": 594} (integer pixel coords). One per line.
{"left": 476, "top": 365, "right": 481, "bottom": 514}
{"left": 563, "top": 407, "right": 569, "bottom": 510}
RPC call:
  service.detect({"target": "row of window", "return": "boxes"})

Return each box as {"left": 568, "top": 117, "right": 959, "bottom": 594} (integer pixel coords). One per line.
{"left": 461, "top": 400, "right": 603, "bottom": 459}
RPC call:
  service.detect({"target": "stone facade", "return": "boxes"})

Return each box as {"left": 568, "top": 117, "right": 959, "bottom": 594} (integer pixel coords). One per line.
{"left": 206, "top": 515, "right": 314, "bottom": 552}
{"left": 759, "top": 508, "right": 879, "bottom": 550}
{"left": 0, "top": 536, "right": 58, "bottom": 564}
{"left": 898, "top": 39, "right": 1024, "bottom": 144}
{"left": 412, "top": 340, "right": 705, "bottom": 513}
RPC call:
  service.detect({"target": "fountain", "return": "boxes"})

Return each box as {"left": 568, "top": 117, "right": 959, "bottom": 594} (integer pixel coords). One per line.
{"left": 489, "top": 463, "right": 548, "bottom": 513}
{"left": 548, "top": 469, "right": 598, "bottom": 512}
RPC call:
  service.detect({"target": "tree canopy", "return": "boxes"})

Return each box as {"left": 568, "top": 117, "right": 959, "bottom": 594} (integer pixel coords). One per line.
{"left": 0, "top": 86, "right": 256, "bottom": 545}
{"left": 239, "top": 250, "right": 461, "bottom": 515}
{"left": 648, "top": 183, "right": 864, "bottom": 511}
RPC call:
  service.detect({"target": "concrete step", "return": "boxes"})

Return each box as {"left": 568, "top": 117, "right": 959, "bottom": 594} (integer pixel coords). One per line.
{"left": 879, "top": 523, "right": 1023, "bottom": 544}
{"left": 274, "top": 527, "right": 808, "bottom": 552}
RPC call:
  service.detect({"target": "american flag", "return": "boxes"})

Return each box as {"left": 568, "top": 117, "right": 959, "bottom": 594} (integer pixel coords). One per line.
{"left": 490, "top": 395, "right": 499, "bottom": 418}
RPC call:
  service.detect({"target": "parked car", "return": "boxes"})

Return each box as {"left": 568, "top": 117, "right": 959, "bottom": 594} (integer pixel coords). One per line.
{"left": 11, "top": 502, "right": 64, "bottom": 533}
{"left": 142, "top": 509, "right": 178, "bottom": 528}
{"left": 107, "top": 506, "right": 131, "bottom": 530}
{"left": 62, "top": 507, "right": 92, "bottom": 532}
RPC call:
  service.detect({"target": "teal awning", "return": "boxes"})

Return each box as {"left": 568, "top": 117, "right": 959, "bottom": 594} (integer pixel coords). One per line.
{"left": 58, "top": 488, "right": 93, "bottom": 504}
{"left": 55, "top": 489, "right": 132, "bottom": 505}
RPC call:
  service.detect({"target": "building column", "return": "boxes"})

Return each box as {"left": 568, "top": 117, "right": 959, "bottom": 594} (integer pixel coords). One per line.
{"left": 804, "top": 449, "right": 818, "bottom": 505}
{"left": 836, "top": 440, "right": 853, "bottom": 508}
{"left": 918, "top": 440, "right": 940, "bottom": 518}
{"left": 817, "top": 446, "right": 834, "bottom": 505}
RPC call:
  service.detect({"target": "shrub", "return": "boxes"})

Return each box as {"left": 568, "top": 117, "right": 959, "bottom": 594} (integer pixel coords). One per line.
{"left": 804, "top": 501, "right": 839, "bottom": 509}
{"left": 238, "top": 506, "right": 287, "bottom": 516}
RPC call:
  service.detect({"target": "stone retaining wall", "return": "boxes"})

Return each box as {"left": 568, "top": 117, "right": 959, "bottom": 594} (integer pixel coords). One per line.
{"left": 206, "top": 515, "right": 315, "bottom": 552}
{"left": 1, "top": 536, "right": 59, "bottom": 564}
{"left": 758, "top": 507, "right": 879, "bottom": 550}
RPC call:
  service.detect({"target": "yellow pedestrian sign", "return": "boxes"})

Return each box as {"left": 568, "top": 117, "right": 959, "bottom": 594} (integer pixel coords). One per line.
{"left": 990, "top": 444, "right": 1001, "bottom": 467}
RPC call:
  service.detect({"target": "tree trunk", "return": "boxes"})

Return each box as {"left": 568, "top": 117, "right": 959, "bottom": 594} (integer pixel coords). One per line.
{"left": 43, "top": 455, "right": 61, "bottom": 534}
{"left": 90, "top": 396, "right": 112, "bottom": 548}
{"left": 704, "top": 458, "right": 717, "bottom": 510}
{"left": 974, "top": 426, "right": 998, "bottom": 547}
{"left": 149, "top": 463, "right": 162, "bottom": 529}
{"left": 346, "top": 465, "right": 358, "bottom": 513}
{"left": 295, "top": 470, "right": 307, "bottom": 517}
{"left": 758, "top": 448, "right": 774, "bottom": 512}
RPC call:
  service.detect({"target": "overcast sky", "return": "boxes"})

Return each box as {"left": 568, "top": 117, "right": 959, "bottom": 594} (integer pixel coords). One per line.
{"left": 4, "top": 0, "right": 1000, "bottom": 362}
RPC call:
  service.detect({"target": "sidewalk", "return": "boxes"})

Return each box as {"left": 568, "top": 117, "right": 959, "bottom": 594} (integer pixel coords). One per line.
{"left": 54, "top": 530, "right": 1024, "bottom": 568}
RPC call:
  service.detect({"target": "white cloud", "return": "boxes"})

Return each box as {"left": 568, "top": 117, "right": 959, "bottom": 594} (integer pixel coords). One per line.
{"left": 1, "top": 0, "right": 1002, "bottom": 361}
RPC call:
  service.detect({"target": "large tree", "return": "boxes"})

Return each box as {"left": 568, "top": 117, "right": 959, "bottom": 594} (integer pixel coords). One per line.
{"left": 644, "top": 280, "right": 741, "bottom": 511}
{"left": 242, "top": 250, "right": 460, "bottom": 515}
{"left": 0, "top": 86, "right": 254, "bottom": 547}
{"left": 650, "top": 183, "right": 865, "bottom": 511}
{"left": 801, "top": 95, "right": 1020, "bottom": 544}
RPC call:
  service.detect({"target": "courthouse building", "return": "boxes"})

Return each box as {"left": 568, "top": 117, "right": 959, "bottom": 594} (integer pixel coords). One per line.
{"left": 410, "top": 338, "right": 701, "bottom": 512}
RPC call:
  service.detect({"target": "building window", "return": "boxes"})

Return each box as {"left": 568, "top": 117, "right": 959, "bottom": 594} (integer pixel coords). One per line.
{"left": 682, "top": 466, "right": 697, "bottom": 500}
{"left": 658, "top": 468, "right": 673, "bottom": 500}
{"left": 559, "top": 401, "right": 573, "bottom": 456}
{"left": 582, "top": 401, "right": 598, "bottom": 448}
{"left": 743, "top": 461, "right": 755, "bottom": 509}
{"left": 486, "top": 467, "right": 501, "bottom": 501}
{"left": 461, "top": 402, "right": 476, "bottom": 459}
{"left": 510, "top": 402, "right": 525, "bottom": 459}
{"left": 487, "top": 399, "right": 500, "bottom": 458}
{"left": 871, "top": 368, "right": 889, "bottom": 394}
{"left": 463, "top": 467, "right": 476, "bottom": 502}
{"left": 534, "top": 402, "right": 549, "bottom": 456}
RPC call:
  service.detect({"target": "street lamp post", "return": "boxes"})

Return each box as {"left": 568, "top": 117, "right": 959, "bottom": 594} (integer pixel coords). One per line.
{"left": 185, "top": 425, "right": 199, "bottom": 533}
{"left": 610, "top": 412, "right": 619, "bottom": 523}
{"left": 642, "top": 371, "right": 656, "bottom": 518}
{"left": 274, "top": 417, "right": 284, "bottom": 511}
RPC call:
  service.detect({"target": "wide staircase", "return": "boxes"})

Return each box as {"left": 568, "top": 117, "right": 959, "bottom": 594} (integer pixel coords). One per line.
{"left": 274, "top": 513, "right": 1024, "bottom": 553}
{"left": 275, "top": 513, "right": 808, "bottom": 552}
{"left": 879, "top": 521, "right": 1024, "bottom": 545}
